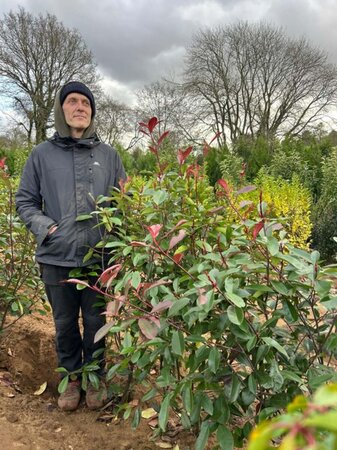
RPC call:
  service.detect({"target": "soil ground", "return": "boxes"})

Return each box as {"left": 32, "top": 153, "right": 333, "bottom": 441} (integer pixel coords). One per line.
{"left": 0, "top": 313, "right": 198, "bottom": 450}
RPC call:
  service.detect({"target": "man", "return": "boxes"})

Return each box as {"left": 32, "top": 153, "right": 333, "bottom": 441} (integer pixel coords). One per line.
{"left": 15, "top": 81, "right": 126, "bottom": 411}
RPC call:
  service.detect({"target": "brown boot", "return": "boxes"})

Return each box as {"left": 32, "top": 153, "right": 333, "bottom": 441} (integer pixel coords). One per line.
{"left": 58, "top": 380, "right": 81, "bottom": 411}
{"left": 85, "top": 381, "right": 108, "bottom": 410}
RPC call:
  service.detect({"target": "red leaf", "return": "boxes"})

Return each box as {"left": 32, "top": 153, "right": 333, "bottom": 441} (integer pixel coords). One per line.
{"left": 252, "top": 221, "right": 264, "bottom": 239}
{"left": 138, "top": 318, "right": 160, "bottom": 340}
{"left": 148, "top": 117, "right": 159, "bottom": 133}
{"left": 218, "top": 179, "right": 230, "bottom": 193}
{"left": 158, "top": 130, "right": 170, "bottom": 147}
{"left": 105, "top": 296, "right": 125, "bottom": 317}
{"left": 0, "top": 157, "right": 7, "bottom": 169}
{"left": 208, "top": 132, "right": 221, "bottom": 146}
{"left": 143, "top": 280, "right": 172, "bottom": 294}
{"left": 177, "top": 146, "right": 193, "bottom": 165}
{"left": 65, "top": 278, "right": 90, "bottom": 288}
{"left": 149, "top": 146, "right": 158, "bottom": 155}
{"left": 151, "top": 300, "right": 173, "bottom": 313}
{"left": 186, "top": 163, "right": 200, "bottom": 178}
{"left": 173, "top": 253, "right": 184, "bottom": 264}
{"left": 131, "top": 241, "right": 148, "bottom": 247}
{"left": 98, "top": 264, "right": 122, "bottom": 287}
{"left": 147, "top": 315, "right": 160, "bottom": 327}
{"left": 197, "top": 288, "right": 208, "bottom": 305}
{"left": 169, "top": 229, "right": 186, "bottom": 250}
{"left": 147, "top": 224, "right": 163, "bottom": 240}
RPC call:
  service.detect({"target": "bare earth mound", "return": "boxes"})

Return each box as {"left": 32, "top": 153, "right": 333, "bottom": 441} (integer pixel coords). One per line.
{"left": 0, "top": 314, "right": 196, "bottom": 450}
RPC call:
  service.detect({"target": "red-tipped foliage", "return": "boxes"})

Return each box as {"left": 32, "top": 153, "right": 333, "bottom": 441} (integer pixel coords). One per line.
{"left": 252, "top": 220, "right": 264, "bottom": 239}
{"left": 158, "top": 131, "right": 170, "bottom": 147}
{"left": 98, "top": 264, "right": 122, "bottom": 287}
{"left": 0, "top": 157, "right": 7, "bottom": 169}
{"left": 203, "top": 132, "right": 221, "bottom": 156}
{"left": 169, "top": 229, "right": 186, "bottom": 250}
{"left": 139, "top": 117, "right": 160, "bottom": 134}
{"left": 177, "top": 146, "right": 193, "bottom": 165}
{"left": 218, "top": 179, "right": 230, "bottom": 193}
{"left": 173, "top": 253, "right": 184, "bottom": 264}
{"left": 147, "top": 224, "right": 163, "bottom": 240}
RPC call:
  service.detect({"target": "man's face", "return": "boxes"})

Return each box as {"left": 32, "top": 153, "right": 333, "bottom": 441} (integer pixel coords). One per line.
{"left": 62, "top": 92, "right": 92, "bottom": 135}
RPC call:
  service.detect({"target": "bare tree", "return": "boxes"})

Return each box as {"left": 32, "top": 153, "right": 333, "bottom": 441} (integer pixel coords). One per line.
{"left": 136, "top": 79, "right": 211, "bottom": 147}
{"left": 0, "top": 7, "right": 100, "bottom": 144}
{"left": 184, "top": 22, "right": 337, "bottom": 144}
{"left": 95, "top": 94, "right": 137, "bottom": 149}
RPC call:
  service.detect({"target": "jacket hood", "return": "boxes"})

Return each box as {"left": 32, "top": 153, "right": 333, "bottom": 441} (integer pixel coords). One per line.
{"left": 48, "top": 132, "right": 101, "bottom": 149}
{"left": 54, "top": 87, "right": 96, "bottom": 139}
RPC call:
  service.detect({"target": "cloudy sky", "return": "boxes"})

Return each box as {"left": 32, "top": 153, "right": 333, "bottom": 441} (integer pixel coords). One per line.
{"left": 1, "top": 0, "right": 337, "bottom": 106}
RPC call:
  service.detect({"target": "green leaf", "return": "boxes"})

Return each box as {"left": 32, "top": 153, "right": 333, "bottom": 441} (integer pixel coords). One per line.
{"left": 83, "top": 248, "right": 94, "bottom": 263}
{"left": 58, "top": 376, "right": 69, "bottom": 394}
{"left": 208, "top": 347, "right": 220, "bottom": 374}
{"left": 94, "top": 321, "right": 115, "bottom": 343}
{"left": 266, "top": 236, "right": 279, "bottom": 256}
{"left": 168, "top": 297, "right": 190, "bottom": 317}
{"left": 217, "top": 425, "right": 234, "bottom": 450}
{"left": 281, "top": 370, "right": 303, "bottom": 384}
{"left": 270, "top": 280, "right": 289, "bottom": 296}
{"left": 131, "top": 271, "right": 141, "bottom": 289}
{"left": 279, "top": 254, "right": 306, "bottom": 270}
{"left": 248, "top": 375, "right": 257, "bottom": 395}
{"left": 195, "top": 420, "right": 210, "bottom": 450}
{"left": 88, "top": 372, "right": 99, "bottom": 389}
{"left": 174, "top": 244, "right": 188, "bottom": 255}
{"left": 106, "top": 363, "right": 121, "bottom": 380}
{"left": 262, "top": 337, "right": 288, "bottom": 358}
{"left": 153, "top": 189, "right": 168, "bottom": 205}
{"left": 131, "top": 407, "right": 141, "bottom": 429}
{"left": 230, "top": 375, "right": 241, "bottom": 403}
{"left": 227, "top": 305, "right": 244, "bottom": 325}
{"left": 182, "top": 383, "right": 193, "bottom": 414}
{"left": 225, "top": 291, "right": 245, "bottom": 307}
{"left": 171, "top": 330, "right": 185, "bottom": 356}
{"left": 158, "top": 392, "right": 174, "bottom": 431}
{"left": 76, "top": 214, "right": 92, "bottom": 221}
{"left": 201, "top": 393, "right": 213, "bottom": 415}
{"left": 141, "top": 388, "right": 158, "bottom": 402}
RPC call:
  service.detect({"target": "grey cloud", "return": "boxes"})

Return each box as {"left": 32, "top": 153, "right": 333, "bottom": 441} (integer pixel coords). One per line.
{"left": 0, "top": 0, "right": 337, "bottom": 103}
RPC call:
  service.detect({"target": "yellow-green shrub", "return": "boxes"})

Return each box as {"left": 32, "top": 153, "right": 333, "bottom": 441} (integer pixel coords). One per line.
{"left": 225, "top": 172, "right": 312, "bottom": 249}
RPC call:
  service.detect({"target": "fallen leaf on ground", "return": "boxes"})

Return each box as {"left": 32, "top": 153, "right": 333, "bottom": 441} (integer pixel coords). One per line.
{"left": 34, "top": 381, "right": 47, "bottom": 395}
{"left": 148, "top": 418, "right": 158, "bottom": 428}
{"left": 141, "top": 407, "right": 157, "bottom": 419}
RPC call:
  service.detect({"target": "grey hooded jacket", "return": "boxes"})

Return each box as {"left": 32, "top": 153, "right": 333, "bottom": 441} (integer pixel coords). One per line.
{"left": 15, "top": 89, "right": 126, "bottom": 267}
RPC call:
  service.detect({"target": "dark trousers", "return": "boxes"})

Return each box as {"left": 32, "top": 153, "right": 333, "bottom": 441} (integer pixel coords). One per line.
{"left": 41, "top": 264, "right": 106, "bottom": 375}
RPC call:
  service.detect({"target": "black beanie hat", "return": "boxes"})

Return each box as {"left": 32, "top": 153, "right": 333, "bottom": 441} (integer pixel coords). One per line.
{"left": 59, "top": 81, "right": 96, "bottom": 117}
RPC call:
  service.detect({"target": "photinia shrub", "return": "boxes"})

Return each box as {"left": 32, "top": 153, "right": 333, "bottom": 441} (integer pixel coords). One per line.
{"left": 71, "top": 119, "right": 337, "bottom": 449}
{"left": 0, "top": 160, "right": 46, "bottom": 334}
